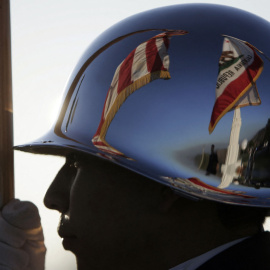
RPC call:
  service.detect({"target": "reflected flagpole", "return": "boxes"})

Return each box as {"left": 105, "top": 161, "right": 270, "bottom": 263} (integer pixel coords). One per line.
{"left": 218, "top": 108, "right": 242, "bottom": 189}
{"left": 0, "top": 0, "right": 14, "bottom": 208}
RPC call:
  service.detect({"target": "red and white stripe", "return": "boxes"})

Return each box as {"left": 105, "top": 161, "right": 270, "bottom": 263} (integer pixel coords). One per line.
{"left": 92, "top": 30, "right": 188, "bottom": 156}
{"left": 103, "top": 34, "right": 169, "bottom": 120}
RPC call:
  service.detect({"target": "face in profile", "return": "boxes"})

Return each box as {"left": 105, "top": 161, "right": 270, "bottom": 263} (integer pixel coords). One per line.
{"left": 43, "top": 153, "right": 174, "bottom": 269}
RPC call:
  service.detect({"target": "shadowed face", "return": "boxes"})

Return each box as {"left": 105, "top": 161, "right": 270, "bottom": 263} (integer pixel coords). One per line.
{"left": 43, "top": 154, "right": 175, "bottom": 270}
{"left": 43, "top": 153, "right": 247, "bottom": 270}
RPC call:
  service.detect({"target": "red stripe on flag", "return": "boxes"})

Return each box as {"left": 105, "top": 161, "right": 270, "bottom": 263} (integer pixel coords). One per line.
{"left": 210, "top": 52, "right": 263, "bottom": 129}
{"left": 163, "top": 36, "right": 170, "bottom": 50}
{"left": 92, "top": 140, "right": 107, "bottom": 146}
{"left": 146, "top": 37, "right": 165, "bottom": 73}
{"left": 189, "top": 177, "right": 232, "bottom": 194}
{"left": 188, "top": 178, "right": 255, "bottom": 198}
{"left": 117, "top": 49, "right": 135, "bottom": 94}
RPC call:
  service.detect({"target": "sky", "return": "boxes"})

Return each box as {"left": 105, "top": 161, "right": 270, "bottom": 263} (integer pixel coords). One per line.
{"left": 10, "top": 0, "right": 270, "bottom": 269}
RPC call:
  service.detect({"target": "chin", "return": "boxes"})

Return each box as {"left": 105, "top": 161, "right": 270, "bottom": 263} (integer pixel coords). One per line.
{"left": 61, "top": 237, "right": 77, "bottom": 251}
{"left": 75, "top": 251, "right": 118, "bottom": 270}
{"left": 76, "top": 258, "right": 98, "bottom": 270}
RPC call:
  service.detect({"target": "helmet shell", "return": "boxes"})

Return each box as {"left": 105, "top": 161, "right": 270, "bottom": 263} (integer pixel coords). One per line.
{"left": 15, "top": 4, "right": 270, "bottom": 207}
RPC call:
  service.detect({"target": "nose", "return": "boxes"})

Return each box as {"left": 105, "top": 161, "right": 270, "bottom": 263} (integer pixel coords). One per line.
{"left": 43, "top": 161, "right": 76, "bottom": 213}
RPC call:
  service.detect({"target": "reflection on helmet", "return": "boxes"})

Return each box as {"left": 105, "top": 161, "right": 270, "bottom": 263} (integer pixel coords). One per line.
{"left": 92, "top": 30, "right": 188, "bottom": 158}
{"left": 15, "top": 4, "right": 270, "bottom": 207}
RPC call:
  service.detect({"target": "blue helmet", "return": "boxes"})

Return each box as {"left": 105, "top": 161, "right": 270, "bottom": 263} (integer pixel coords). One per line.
{"left": 15, "top": 4, "right": 270, "bottom": 207}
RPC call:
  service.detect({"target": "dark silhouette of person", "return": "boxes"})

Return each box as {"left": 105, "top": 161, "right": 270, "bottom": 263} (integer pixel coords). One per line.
{"left": 206, "top": 144, "right": 219, "bottom": 175}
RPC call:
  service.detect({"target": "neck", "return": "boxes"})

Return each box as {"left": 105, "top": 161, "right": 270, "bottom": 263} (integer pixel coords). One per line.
{"left": 151, "top": 198, "right": 259, "bottom": 269}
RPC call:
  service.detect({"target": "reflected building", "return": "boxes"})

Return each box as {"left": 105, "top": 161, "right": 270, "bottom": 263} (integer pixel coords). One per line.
{"left": 240, "top": 118, "right": 270, "bottom": 188}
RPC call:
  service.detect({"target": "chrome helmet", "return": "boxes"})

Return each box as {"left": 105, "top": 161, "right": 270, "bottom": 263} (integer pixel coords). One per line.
{"left": 15, "top": 4, "right": 270, "bottom": 207}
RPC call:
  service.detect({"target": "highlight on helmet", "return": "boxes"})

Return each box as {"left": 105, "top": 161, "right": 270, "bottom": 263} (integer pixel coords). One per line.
{"left": 15, "top": 4, "right": 270, "bottom": 207}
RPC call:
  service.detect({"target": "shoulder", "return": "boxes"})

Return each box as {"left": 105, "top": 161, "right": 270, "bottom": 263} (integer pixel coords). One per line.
{"left": 197, "top": 232, "right": 270, "bottom": 270}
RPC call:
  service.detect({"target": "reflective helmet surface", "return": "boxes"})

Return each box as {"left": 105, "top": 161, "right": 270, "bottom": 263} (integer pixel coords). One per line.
{"left": 15, "top": 4, "right": 270, "bottom": 207}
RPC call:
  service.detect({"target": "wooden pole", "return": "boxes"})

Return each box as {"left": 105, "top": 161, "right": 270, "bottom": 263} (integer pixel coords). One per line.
{"left": 0, "top": 0, "right": 14, "bottom": 208}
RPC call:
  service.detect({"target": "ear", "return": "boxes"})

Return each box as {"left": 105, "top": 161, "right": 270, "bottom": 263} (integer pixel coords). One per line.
{"left": 159, "top": 188, "right": 181, "bottom": 213}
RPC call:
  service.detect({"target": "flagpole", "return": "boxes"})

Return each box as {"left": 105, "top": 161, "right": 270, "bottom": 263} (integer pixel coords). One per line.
{"left": 218, "top": 108, "right": 242, "bottom": 189}
{"left": 0, "top": 0, "right": 14, "bottom": 208}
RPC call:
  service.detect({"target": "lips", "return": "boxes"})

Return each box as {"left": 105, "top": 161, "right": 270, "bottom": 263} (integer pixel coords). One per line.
{"left": 58, "top": 227, "right": 77, "bottom": 251}
{"left": 58, "top": 215, "right": 77, "bottom": 251}
{"left": 58, "top": 226, "right": 77, "bottom": 239}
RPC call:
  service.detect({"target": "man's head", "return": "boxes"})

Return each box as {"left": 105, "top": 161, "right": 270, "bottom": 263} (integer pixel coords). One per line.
{"left": 43, "top": 153, "right": 268, "bottom": 269}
